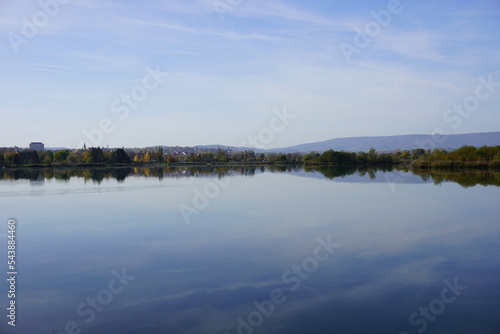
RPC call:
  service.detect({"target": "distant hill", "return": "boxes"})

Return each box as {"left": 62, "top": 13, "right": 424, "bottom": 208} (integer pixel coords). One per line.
{"left": 63, "top": 132, "right": 499, "bottom": 153}
{"left": 265, "top": 132, "right": 500, "bottom": 153}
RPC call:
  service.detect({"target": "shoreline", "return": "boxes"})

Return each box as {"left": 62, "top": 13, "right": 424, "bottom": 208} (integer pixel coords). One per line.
{"left": 2, "top": 160, "right": 500, "bottom": 171}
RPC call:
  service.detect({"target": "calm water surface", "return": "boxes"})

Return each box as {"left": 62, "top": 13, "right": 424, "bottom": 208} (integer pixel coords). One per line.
{"left": 0, "top": 166, "right": 499, "bottom": 333}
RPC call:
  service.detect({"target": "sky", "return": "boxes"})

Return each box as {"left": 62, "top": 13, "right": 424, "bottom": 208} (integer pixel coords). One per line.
{"left": 0, "top": 0, "right": 499, "bottom": 149}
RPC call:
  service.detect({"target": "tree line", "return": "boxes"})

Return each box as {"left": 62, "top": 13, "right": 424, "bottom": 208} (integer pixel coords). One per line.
{"left": 1, "top": 145, "right": 500, "bottom": 169}
{"left": 409, "top": 145, "right": 500, "bottom": 169}
{"left": 0, "top": 147, "right": 132, "bottom": 167}
{"left": 303, "top": 146, "right": 500, "bottom": 169}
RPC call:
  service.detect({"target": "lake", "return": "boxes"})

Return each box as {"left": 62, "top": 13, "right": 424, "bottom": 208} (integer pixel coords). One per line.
{"left": 0, "top": 166, "right": 499, "bottom": 334}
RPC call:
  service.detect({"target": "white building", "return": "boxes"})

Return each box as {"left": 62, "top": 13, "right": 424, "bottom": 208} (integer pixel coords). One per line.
{"left": 29, "top": 142, "right": 45, "bottom": 151}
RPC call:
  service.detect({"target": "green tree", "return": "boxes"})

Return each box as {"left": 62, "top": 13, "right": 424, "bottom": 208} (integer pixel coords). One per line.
{"left": 66, "top": 153, "right": 79, "bottom": 165}
{"left": 357, "top": 151, "right": 367, "bottom": 164}
{"left": 215, "top": 147, "right": 228, "bottom": 162}
{"left": 42, "top": 155, "right": 53, "bottom": 166}
{"left": 452, "top": 145, "right": 477, "bottom": 162}
{"left": 277, "top": 154, "right": 287, "bottom": 163}
{"left": 18, "top": 150, "right": 40, "bottom": 165}
{"left": 4, "top": 152, "right": 20, "bottom": 166}
{"left": 113, "top": 148, "right": 131, "bottom": 164}
{"left": 90, "top": 147, "right": 104, "bottom": 163}
{"left": 377, "top": 153, "right": 393, "bottom": 164}
{"left": 104, "top": 150, "right": 114, "bottom": 164}
{"left": 54, "top": 150, "right": 70, "bottom": 163}
{"left": 411, "top": 148, "right": 426, "bottom": 160}
{"left": 430, "top": 148, "right": 446, "bottom": 162}
{"left": 367, "top": 148, "right": 377, "bottom": 162}
{"left": 400, "top": 150, "right": 411, "bottom": 160}
{"left": 83, "top": 150, "right": 94, "bottom": 164}
{"left": 155, "top": 147, "right": 164, "bottom": 163}
{"left": 188, "top": 153, "right": 200, "bottom": 163}
{"left": 198, "top": 152, "right": 208, "bottom": 162}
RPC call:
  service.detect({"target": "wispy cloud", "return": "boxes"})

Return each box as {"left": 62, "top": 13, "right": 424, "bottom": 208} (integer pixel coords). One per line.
{"left": 218, "top": 0, "right": 357, "bottom": 30}
{"left": 202, "top": 30, "right": 287, "bottom": 41}
{"left": 376, "top": 30, "right": 445, "bottom": 62}
{"left": 1, "top": 0, "right": 499, "bottom": 147}
{"left": 117, "top": 17, "right": 197, "bottom": 33}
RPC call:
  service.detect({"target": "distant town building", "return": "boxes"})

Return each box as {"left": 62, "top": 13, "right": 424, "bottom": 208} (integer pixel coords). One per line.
{"left": 29, "top": 142, "right": 45, "bottom": 151}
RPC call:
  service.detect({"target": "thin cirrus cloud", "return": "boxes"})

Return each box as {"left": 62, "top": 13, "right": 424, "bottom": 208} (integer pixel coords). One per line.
{"left": 374, "top": 30, "right": 446, "bottom": 62}
{"left": 0, "top": 0, "right": 499, "bottom": 148}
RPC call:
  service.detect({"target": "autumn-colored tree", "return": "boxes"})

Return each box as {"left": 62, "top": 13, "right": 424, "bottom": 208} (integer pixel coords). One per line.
{"left": 166, "top": 155, "right": 177, "bottom": 163}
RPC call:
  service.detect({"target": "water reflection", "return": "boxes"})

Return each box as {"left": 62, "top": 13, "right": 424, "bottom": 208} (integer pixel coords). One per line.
{"left": 412, "top": 169, "right": 500, "bottom": 187}
{"left": 1, "top": 165, "right": 500, "bottom": 188}
{"left": 1, "top": 165, "right": 499, "bottom": 334}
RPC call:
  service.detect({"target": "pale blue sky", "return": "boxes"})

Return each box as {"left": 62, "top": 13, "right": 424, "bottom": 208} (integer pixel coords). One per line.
{"left": 1, "top": 0, "right": 499, "bottom": 148}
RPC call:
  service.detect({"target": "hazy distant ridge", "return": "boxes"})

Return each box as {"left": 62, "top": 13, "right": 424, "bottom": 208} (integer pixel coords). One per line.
{"left": 265, "top": 132, "right": 500, "bottom": 153}
{"left": 50, "top": 132, "right": 500, "bottom": 152}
